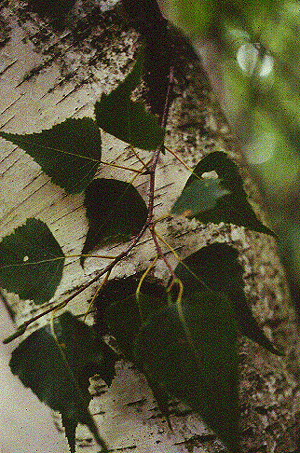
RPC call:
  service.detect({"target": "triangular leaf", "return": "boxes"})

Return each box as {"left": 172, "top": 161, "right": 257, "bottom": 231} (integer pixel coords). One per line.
{"left": 175, "top": 243, "right": 282, "bottom": 355}
{"left": 0, "top": 218, "right": 65, "bottom": 304}
{"left": 172, "top": 152, "right": 275, "bottom": 236}
{"left": 10, "top": 312, "right": 116, "bottom": 453}
{"left": 95, "top": 48, "right": 164, "bottom": 150}
{"left": 81, "top": 179, "right": 148, "bottom": 266}
{"left": 135, "top": 292, "right": 240, "bottom": 453}
{"left": 0, "top": 118, "right": 102, "bottom": 194}
{"left": 171, "top": 178, "right": 229, "bottom": 216}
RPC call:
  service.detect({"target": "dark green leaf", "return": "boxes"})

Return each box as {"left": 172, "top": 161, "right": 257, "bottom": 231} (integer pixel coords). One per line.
{"left": 171, "top": 177, "right": 229, "bottom": 217}
{"left": 105, "top": 294, "right": 142, "bottom": 359}
{"left": 81, "top": 179, "right": 148, "bottom": 266}
{"left": 175, "top": 243, "right": 282, "bottom": 355}
{"left": 0, "top": 218, "right": 64, "bottom": 304}
{"left": 135, "top": 291, "right": 240, "bottom": 453}
{"left": 0, "top": 118, "right": 102, "bottom": 194}
{"left": 95, "top": 48, "right": 164, "bottom": 150}
{"left": 10, "top": 312, "right": 116, "bottom": 453}
{"left": 172, "top": 152, "right": 276, "bottom": 236}
{"left": 104, "top": 292, "right": 167, "bottom": 360}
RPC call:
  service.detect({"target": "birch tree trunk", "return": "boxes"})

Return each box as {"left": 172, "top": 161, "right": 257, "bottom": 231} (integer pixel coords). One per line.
{"left": 0, "top": 1, "right": 299, "bottom": 452}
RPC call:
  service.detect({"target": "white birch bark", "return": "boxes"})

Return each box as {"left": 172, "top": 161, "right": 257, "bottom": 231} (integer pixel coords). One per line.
{"left": 0, "top": 1, "right": 299, "bottom": 452}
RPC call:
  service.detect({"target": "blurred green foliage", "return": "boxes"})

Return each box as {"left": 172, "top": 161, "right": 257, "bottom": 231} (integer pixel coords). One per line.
{"left": 167, "top": 0, "right": 281, "bottom": 35}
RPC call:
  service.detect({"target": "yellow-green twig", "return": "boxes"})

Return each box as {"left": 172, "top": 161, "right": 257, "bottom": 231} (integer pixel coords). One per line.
{"left": 164, "top": 146, "right": 201, "bottom": 180}
{"left": 153, "top": 227, "right": 213, "bottom": 294}
{"left": 100, "top": 160, "right": 143, "bottom": 173}
{"left": 136, "top": 255, "right": 159, "bottom": 322}
{"left": 0, "top": 254, "right": 118, "bottom": 270}
{"left": 128, "top": 145, "right": 150, "bottom": 171}
{"left": 83, "top": 270, "right": 111, "bottom": 322}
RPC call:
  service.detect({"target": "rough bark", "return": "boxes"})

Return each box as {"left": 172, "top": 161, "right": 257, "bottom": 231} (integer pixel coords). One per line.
{"left": 0, "top": 1, "right": 299, "bottom": 452}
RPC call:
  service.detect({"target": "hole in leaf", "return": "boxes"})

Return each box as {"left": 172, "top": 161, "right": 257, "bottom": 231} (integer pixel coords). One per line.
{"left": 201, "top": 170, "right": 218, "bottom": 179}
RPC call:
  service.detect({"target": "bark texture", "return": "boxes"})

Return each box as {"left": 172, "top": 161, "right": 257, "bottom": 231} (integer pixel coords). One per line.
{"left": 0, "top": 1, "right": 299, "bottom": 452}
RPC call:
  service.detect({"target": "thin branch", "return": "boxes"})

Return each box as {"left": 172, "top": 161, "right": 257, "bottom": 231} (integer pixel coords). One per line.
{"left": 147, "top": 66, "right": 175, "bottom": 224}
{"left": 83, "top": 270, "right": 112, "bottom": 322}
{"left": 136, "top": 255, "right": 159, "bottom": 322}
{"left": 100, "top": 160, "right": 143, "bottom": 173}
{"left": 128, "top": 145, "right": 150, "bottom": 170}
{"left": 151, "top": 226, "right": 177, "bottom": 282}
{"left": 164, "top": 145, "right": 201, "bottom": 178}
{"left": 161, "top": 66, "right": 175, "bottom": 130}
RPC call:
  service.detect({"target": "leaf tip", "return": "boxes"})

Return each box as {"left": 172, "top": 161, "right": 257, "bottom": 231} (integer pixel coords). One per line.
{"left": 80, "top": 256, "right": 85, "bottom": 268}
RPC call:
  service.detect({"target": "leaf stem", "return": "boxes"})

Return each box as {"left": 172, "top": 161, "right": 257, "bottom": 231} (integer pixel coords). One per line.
{"left": 83, "top": 270, "right": 111, "bottom": 322}
{"left": 128, "top": 145, "right": 150, "bottom": 171}
{"left": 164, "top": 146, "right": 201, "bottom": 179}
{"left": 136, "top": 255, "right": 159, "bottom": 322}
{"left": 175, "top": 287, "right": 200, "bottom": 363}
{"left": 0, "top": 254, "right": 118, "bottom": 270}
{"left": 100, "top": 160, "right": 143, "bottom": 173}
{"left": 147, "top": 67, "right": 175, "bottom": 223}
{"left": 153, "top": 228, "right": 215, "bottom": 295}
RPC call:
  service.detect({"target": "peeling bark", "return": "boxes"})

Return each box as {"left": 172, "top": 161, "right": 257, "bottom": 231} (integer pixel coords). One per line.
{"left": 0, "top": 1, "right": 299, "bottom": 452}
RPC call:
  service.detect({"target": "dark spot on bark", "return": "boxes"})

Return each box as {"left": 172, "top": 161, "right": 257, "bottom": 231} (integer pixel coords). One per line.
{"left": 0, "top": 16, "right": 11, "bottom": 48}
{"left": 120, "top": 0, "right": 200, "bottom": 122}
{"left": 27, "top": 0, "right": 76, "bottom": 30}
